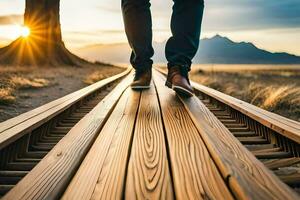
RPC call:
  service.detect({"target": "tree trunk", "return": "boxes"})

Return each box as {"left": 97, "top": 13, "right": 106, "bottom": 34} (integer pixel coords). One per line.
{"left": 0, "top": 0, "right": 87, "bottom": 66}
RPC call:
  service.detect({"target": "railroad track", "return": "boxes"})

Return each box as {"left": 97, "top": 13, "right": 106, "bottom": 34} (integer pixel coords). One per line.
{"left": 195, "top": 86, "right": 300, "bottom": 194}
{"left": 0, "top": 67, "right": 299, "bottom": 199}
{"left": 157, "top": 67, "right": 300, "bottom": 195}
{"left": 0, "top": 68, "right": 131, "bottom": 197}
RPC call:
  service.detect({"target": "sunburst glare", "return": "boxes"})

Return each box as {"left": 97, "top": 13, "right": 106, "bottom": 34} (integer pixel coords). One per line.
{"left": 20, "top": 26, "right": 30, "bottom": 38}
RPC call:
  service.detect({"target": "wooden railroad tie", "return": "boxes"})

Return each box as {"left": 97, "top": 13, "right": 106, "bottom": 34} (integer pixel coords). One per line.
{"left": 0, "top": 68, "right": 299, "bottom": 199}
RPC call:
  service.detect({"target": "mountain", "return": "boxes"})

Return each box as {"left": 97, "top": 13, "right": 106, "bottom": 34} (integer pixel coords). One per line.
{"left": 75, "top": 35, "right": 300, "bottom": 64}
{"left": 195, "top": 35, "right": 300, "bottom": 64}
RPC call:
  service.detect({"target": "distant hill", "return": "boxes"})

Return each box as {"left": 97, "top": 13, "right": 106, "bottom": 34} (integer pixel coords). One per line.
{"left": 75, "top": 35, "right": 300, "bottom": 64}
{"left": 195, "top": 35, "right": 300, "bottom": 64}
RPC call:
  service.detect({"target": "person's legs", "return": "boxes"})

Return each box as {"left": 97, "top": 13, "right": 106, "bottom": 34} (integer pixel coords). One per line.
{"left": 165, "top": 0, "right": 204, "bottom": 96}
{"left": 165, "top": 0, "right": 204, "bottom": 71}
{"left": 121, "top": 0, "right": 154, "bottom": 72}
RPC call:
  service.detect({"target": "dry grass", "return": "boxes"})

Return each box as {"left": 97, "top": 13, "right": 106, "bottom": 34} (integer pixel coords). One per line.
{"left": 0, "top": 88, "right": 16, "bottom": 104}
{"left": 83, "top": 71, "right": 108, "bottom": 84}
{"left": 191, "top": 70, "right": 300, "bottom": 121}
{"left": 190, "top": 64, "right": 300, "bottom": 73}
{"left": 248, "top": 84, "right": 300, "bottom": 111}
{"left": 0, "top": 76, "right": 49, "bottom": 105}
{"left": 0, "top": 64, "right": 125, "bottom": 122}
{"left": 83, "top": 67, "right": 124, "bottom": 84}
{"left": 10, "top": 76, "right": 49, "bottom": 89}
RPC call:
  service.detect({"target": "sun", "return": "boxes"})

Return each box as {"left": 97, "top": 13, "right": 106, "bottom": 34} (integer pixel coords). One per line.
{"left": 20, "top": 26, "right": 30, "bottom": 38}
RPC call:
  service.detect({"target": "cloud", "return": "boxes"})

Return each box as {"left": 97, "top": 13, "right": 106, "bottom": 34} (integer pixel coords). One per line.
{"left": 203, "top": 0, "right": 300, "bottom": 31}
{"left": 0, "top": 14, "right": 23, "bottom": 25}
{"left": 113, "top": 0, "right": 300, "bottom": 31}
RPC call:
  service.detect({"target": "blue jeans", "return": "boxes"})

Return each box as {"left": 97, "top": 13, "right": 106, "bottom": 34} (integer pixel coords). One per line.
{"left": 122, "top": 0, "right": 204, "bottom": 71}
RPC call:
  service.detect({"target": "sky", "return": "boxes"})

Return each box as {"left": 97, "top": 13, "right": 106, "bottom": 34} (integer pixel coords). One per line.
{"left": 0, "top": 0, "right": 300, "bottom": 55}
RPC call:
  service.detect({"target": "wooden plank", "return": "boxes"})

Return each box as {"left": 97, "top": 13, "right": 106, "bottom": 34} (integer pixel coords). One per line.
{"left": 275, "top": 168, "right": 300, "bottom": 185}
{"left": 153, "top": 72, "right": 233, "bottom": 199}
{"left": 237, "top": 136, "right": 269, "bottom": 144}
{"left": 156, "top": 68, "right": 300, "bottom": 143}
{"left": 0, "top": 68, "right": 131, "bottom": 150}
{"left": 191, "top": 79, "right": 300, "bottom": 144}
{"left": 228, "top": 127, "right": 250, "bottom": 132}
{"left": 254, "top": 151, "right": 292, "bottom": 159}
{"left": 62, "top": 88, "right": 141, "bottom": 200}
{"left": 233, "top": 131, "right": 256, "bottom": 137}
{"left": 245, "top": 144, "right": 275, "bottom": 151}
{"left": 219, "top": 119, "right": 237, "bottom": 123}
{"left": 0, "top": 68, "right": 130, "bottom": 133}
{"left": 2, "top": 73, "right": 133, "bottom": 200}
{"left": 251, "top": 147, "right": 282, "bottom": 153}
{"left": 125, "top": 83, "right": 174, "bottom": 199}
{"left": 154, "top": 70, "right": 299, "bottom": 199}
{"left": 224, "top": 124, "right": 247, "bottom": 128}
{"left": 263, "top": 158, "right": 300, "bottom": 170}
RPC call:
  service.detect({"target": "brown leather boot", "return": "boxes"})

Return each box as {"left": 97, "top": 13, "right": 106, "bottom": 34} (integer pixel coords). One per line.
{"left": 165, "top": 66, "right": 194, "bottom": 97}
{"left": 131, "top": 69, "right": 152, "bottom": 89}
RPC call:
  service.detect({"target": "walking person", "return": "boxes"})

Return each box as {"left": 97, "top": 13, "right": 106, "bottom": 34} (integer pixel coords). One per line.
{"left": 122, "top": 0, "right": 204, "bottom": 96}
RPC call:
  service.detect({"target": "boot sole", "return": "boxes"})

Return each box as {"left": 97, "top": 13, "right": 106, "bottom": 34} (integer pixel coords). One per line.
{"left": 165, "top": 81, "right": 194, "bottom": 97}
{"left": 172, "top": 86, "right": 194, "bottom": 97}
{"left": 131, "top": 85, "right": 151, "bottom": 90}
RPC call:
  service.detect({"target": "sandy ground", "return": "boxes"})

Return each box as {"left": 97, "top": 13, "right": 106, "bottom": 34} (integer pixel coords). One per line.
{"left": 0, "top": 64, "right": 125, "bottom": 122}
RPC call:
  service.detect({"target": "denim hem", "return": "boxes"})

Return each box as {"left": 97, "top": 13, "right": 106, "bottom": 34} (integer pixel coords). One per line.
{"left": 167, "top": 63, "right": 191, "bottom": 72}
{"left": 132, "top": 64, "right": 152, "bottom": 72}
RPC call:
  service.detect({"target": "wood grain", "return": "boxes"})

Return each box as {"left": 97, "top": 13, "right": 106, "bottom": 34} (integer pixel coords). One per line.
{"left": 2, "top": 73, "right": 133, "bottom": 200}
{"left": 153, "top": 72, "right": 233, "bottom": 200}
{"left": 190, "top": 77, "right": 300, "bottom": 144}
{"left": 155, "top": 67, "right": 300, "bottom": 143}
{"left": 0, "top": 68, "right": 131, "bottom": 150}
{"left": 154, "top": 70, "right": 299, "bottom": 199}
{"left": 125, "top": 83, "right": 174, "bottom": 200}
{"left": 263, "top": 158, "right": 300, "bottom": 170}
{"left": 62, "top": 88, "right": 141, "bottom": 200}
